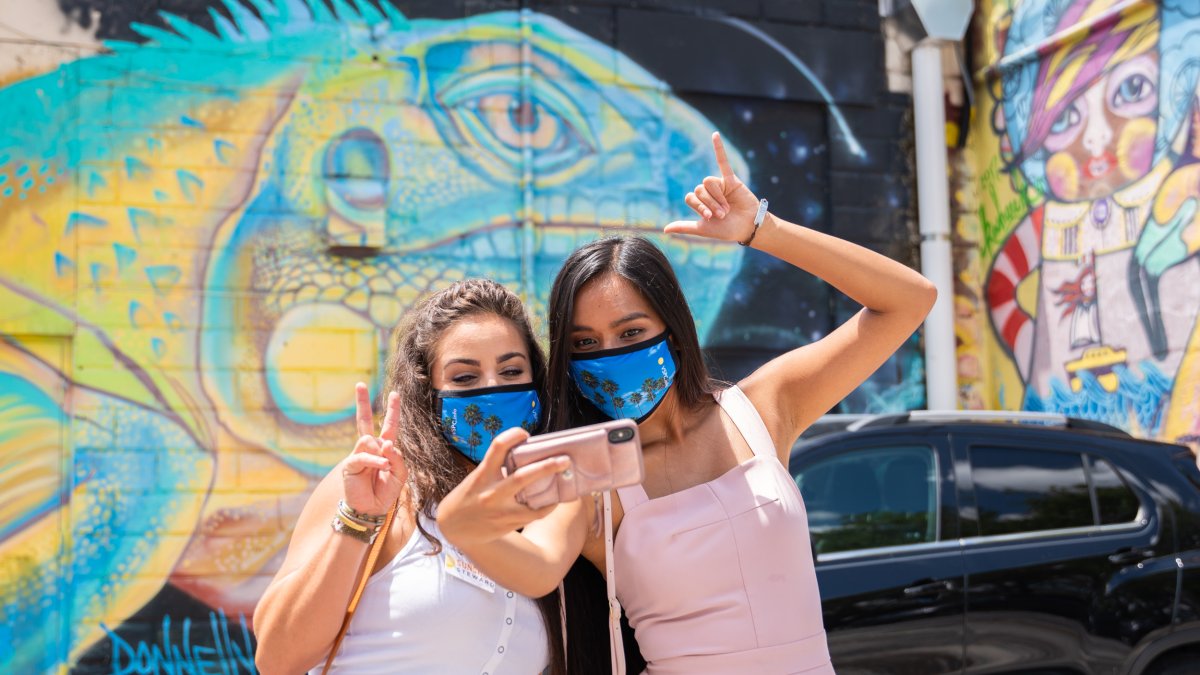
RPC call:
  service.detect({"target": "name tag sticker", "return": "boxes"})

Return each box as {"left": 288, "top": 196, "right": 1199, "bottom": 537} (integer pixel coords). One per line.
{"left": 443, "top": 545, "right": 496, "bottom": 594}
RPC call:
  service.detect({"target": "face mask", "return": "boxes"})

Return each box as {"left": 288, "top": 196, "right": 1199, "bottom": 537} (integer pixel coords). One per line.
{"left": 437, "top": 383, "right": 542, "bottom": 463}
{"left": 569, "top": 331, "right": 677, "bottom": 423}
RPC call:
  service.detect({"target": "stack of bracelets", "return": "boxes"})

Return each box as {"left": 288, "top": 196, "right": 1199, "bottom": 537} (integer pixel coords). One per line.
{"left": 331, "top": 499, "right": 388, "bottom": 544}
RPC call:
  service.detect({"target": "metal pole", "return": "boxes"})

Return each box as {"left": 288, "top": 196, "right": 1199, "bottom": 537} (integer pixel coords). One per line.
{"left": 911, "top": 39, "right": 957, "bottom": 410}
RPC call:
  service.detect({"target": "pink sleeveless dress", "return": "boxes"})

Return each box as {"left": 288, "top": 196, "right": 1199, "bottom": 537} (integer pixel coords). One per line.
{"left": 613, "top": 386, "right": 834, "bottom": 674}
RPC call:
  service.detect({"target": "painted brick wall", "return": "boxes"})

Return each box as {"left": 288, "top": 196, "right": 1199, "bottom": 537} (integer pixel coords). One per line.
{"left": 0, "top": 1, "right": 914, "bottom": 670}
{"left": 958, "top": 0, "right": 1200, "bottom": 447}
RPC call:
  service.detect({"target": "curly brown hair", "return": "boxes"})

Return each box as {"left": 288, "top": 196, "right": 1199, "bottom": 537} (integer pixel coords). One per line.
{"left": 378, "top": 279, "right": 563, "bottom": 674}
{"left": 381, "top": 278, "right": 548, "bottom": 542}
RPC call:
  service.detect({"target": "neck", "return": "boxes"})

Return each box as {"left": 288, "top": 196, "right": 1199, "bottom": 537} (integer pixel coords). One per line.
{"left": 638, "top": 388, "right": 689, "bottom": 447}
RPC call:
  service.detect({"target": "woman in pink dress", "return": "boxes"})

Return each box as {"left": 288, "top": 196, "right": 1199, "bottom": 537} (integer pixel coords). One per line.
{"left": 438, "top": 132, "right": 937, "bottom": 673}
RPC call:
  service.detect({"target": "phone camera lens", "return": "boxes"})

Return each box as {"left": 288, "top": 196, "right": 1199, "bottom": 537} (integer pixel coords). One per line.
{"left": 609, "top": 428, "right": 634, "bottom": 443}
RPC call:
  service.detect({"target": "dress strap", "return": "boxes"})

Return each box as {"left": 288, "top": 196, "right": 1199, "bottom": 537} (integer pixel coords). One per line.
{"left": 716, "top": 386, "right": 778, "bottom": 460}
{"left": 604, "top": 491, "right": 626, "bottom": 675}
{"left": 615, "top": 482, "right": 648, "bottom": 509}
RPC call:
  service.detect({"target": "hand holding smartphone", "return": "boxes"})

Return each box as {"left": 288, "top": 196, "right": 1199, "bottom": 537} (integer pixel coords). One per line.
{"left": 504, "top": 419, "right": 645, "bottom": 509}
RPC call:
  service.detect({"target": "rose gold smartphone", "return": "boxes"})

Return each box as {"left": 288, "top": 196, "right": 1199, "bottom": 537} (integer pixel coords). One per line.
{"left": 504, "top": 419, "right": 644, "bottom": 509}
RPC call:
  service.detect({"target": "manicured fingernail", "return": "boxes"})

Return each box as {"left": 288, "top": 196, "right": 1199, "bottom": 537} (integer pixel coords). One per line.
{"left": 717, "top": 210, "right": 726, "bottom": 218}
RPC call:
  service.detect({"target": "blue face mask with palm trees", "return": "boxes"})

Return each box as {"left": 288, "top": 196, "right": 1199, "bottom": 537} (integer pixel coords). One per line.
{"left": 570, "top": 331, "right": 677, "bottom": 423}
{"left": 437, "top": 384, "right": 542, "bottom": 463}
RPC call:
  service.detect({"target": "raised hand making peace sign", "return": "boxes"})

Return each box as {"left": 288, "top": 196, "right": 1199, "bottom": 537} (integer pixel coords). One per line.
{"left": 666, "top": 131, "right": 763, "bottom": 244}
{"left": 340, "top": 382, "right": 408, "bottom": 517}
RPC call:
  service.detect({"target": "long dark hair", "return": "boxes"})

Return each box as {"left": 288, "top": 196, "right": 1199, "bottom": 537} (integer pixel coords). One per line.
{"left": 545, "top": 236, "right": 720, "bottom": 433}
{"left": 380, "top": 278, "right": 564, "bottom": 675}
{"left": 547, "top": 236, "right": 719, "bottom": 673}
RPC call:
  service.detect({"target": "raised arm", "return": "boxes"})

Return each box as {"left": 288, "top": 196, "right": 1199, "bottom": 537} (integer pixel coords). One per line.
{"left": 667, "top": 132, "right": 937, "bottom": 457}
{"left": 437, "top": 428, "right": 589, "bottom": 598}
{"left": 253, "top": 385, "right": 407, "bottom": 674}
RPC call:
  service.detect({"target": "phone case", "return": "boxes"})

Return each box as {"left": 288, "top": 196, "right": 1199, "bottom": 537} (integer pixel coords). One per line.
{"left": 504, "top": 419, "right": 645, "bottom": 509}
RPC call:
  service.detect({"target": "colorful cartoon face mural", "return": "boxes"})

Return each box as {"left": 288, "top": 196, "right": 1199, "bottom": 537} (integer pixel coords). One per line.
{"left": 974, "top": 0, "right": 1200, "bottom": 443}
{"left": 0, "top": 0, "right": 909, "bottom": 670}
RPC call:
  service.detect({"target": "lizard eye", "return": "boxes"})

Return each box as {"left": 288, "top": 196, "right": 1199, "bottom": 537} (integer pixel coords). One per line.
{"left": 432, "top": 65, "right": 596, "bottom": 184}
{"left": 322, "top": 128, "right": 389, "bottom": 244}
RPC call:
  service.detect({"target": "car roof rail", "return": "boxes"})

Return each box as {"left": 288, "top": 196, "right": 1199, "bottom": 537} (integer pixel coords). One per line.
{"left": 844, "top": 410, "right": 1130, "bottom": 437}
{"left": 799, "top": 414, "right": 874, "bottom": 439}
{"left": 1061, "top": 417, "right": 1131, "bottom": 436}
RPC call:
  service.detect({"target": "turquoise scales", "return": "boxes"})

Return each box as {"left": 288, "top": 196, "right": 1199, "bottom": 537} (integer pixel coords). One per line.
{"left": 0, "top": 0, "right": 748, "bottom": 670}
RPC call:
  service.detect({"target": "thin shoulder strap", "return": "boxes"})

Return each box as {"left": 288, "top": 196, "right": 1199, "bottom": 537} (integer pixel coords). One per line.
{"left": 615, "top": 482, "right": 648, "bottom": 510}
{"left": 321, "top": 499, "right": 399, "bottom": 675}
{"left": 716, "top": 386, "right": 777, "bottom": 460}
{"left": 558, "top": 582, "right": 568, "bottom": 666}
{"left": 604, "top": 491, "right": 626, "bottom": 675}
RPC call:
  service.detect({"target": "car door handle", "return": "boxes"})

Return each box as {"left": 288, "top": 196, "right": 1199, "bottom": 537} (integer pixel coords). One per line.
{"left": 1108, "top": 547, "right": 1154, "bottom": 565}
{"left": 903, "top": 579, "right": 956, "bottom": 597}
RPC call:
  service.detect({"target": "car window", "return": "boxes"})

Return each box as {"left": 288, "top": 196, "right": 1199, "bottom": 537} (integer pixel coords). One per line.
{"left": 794, "top": 445, "right": 937, "bottom": 555}
{"left": 970, "top": 446, "right": 1092, "bottom": 536}
{"left": 1089, "top": 456, "right": 1139, "bottom": 525}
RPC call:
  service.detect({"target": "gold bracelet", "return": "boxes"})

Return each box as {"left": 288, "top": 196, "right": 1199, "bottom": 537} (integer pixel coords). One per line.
{"left": 336, "top": 510, "right": 369, "bottom": 532}
{"left": 331, "top": 515, "right": 377, "bottom": 544}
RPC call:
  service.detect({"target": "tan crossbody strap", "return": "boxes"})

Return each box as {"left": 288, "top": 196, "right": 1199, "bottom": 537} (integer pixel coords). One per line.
{"left": 321, "top": 500, "right": 399, "bottom": 675}
{"left": 604, "top": 491, "right": 626, "bottom": 675}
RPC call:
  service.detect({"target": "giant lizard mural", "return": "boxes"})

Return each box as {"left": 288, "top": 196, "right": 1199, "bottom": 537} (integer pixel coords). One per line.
{"left": 0, "top": 1, "right": 750, "bottom": 669}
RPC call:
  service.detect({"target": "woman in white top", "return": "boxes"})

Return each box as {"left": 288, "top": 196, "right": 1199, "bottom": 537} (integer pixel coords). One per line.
{"left": 253, "top": 279, "right": 573, "bottom": 674}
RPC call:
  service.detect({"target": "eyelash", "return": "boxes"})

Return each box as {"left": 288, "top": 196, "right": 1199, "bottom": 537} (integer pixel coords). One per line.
{"left": 572, "top": 328, "right": 646, "bottom": 351}
{"left": 451, "top": 368, "right": 525, "bottom": 384}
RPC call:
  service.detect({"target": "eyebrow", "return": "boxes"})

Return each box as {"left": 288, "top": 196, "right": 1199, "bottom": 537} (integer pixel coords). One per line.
{"left": 571, "top": 312, "right": 649, "bottom": 332}
{"left": 442, "top": 352, "right": 528, "bottom": 370}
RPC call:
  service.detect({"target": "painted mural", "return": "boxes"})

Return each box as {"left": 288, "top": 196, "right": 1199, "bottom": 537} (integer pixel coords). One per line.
{"left": 0, "top": 0, "right": 907, "bottom": 671}
{"left": 972, "top": 0, "right": 1200, "bottom": 444}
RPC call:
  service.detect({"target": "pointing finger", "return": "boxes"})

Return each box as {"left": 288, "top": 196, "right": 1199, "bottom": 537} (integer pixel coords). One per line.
{"left": 379, "top": 391, "right": 401, "bottom": 442}
{"left": 712, "top": 131, "right": 735, "bottom": 179}
{"left": 354, "top": 382, "right": 374, "bottom": 439}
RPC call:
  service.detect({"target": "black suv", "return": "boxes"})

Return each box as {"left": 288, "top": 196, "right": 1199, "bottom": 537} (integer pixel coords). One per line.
{"left": 788, "top": 411, "right": 1200, "bottom": 675}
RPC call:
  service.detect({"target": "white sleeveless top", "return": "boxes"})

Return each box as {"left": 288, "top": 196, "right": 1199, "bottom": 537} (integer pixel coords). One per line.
{"left": 313, "top": 513, "right": 550, "bottom": 674}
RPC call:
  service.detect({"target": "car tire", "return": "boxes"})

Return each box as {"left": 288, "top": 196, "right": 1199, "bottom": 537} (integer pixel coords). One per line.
{"left": 1145, "top": 649, "right": 1200, "bottom": 675}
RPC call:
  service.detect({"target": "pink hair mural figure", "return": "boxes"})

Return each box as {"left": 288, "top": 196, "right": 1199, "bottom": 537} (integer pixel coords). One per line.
{"left": 985, "top": 0, "right": 1200, "bottom": 442}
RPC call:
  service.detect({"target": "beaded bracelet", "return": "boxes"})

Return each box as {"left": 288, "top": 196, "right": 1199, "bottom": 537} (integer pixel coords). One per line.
{"left": 331, "top": 499, "right": 385, "bottom": 544}
{"left": 338, "top": 499, "right": 387, "bottom": 525}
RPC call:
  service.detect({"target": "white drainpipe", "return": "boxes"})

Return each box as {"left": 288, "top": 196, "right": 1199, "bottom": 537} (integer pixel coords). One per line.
{"left": 911, "top": 39, "right": 957, "bottom": 411}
